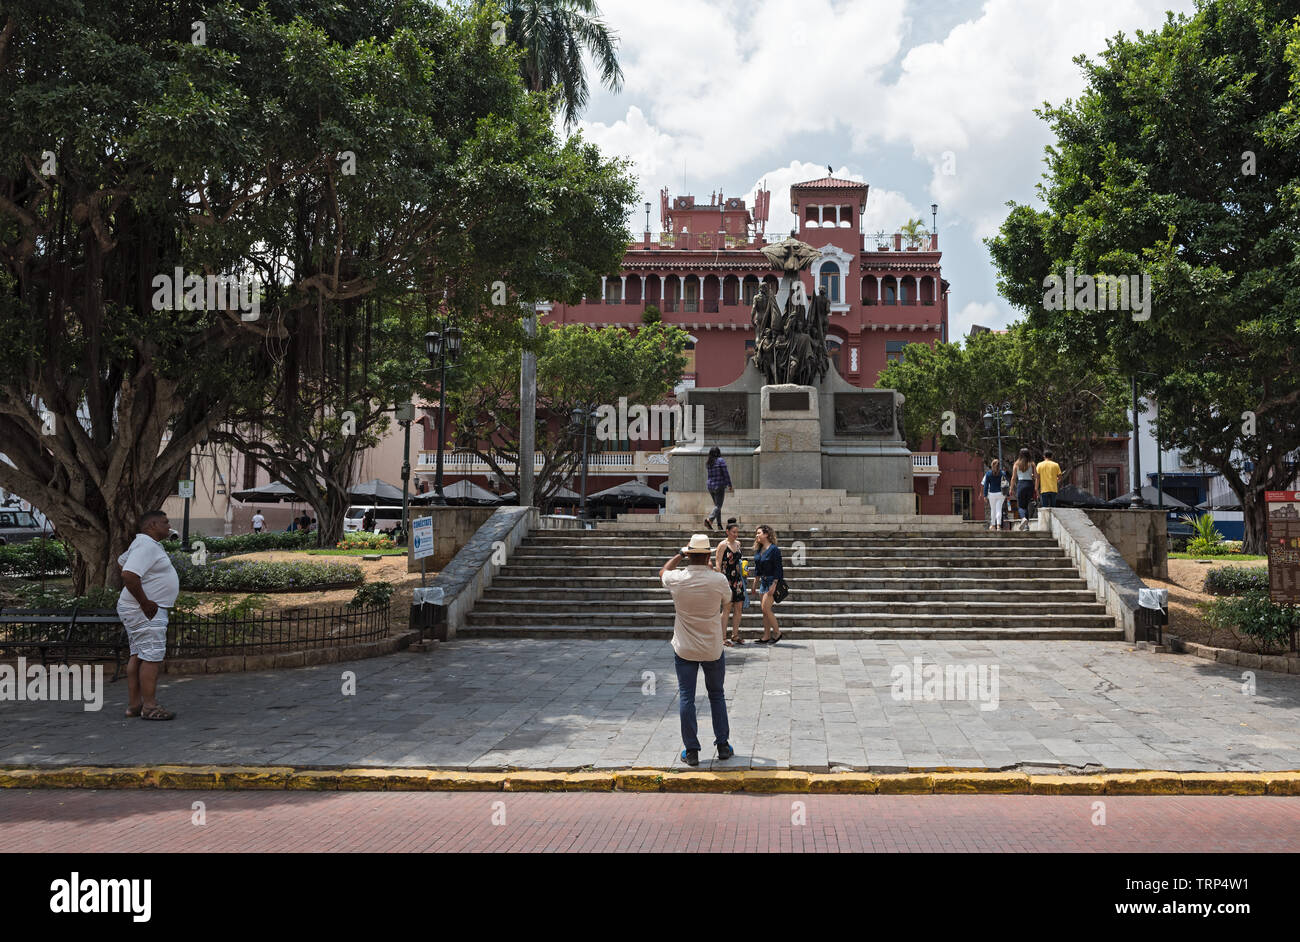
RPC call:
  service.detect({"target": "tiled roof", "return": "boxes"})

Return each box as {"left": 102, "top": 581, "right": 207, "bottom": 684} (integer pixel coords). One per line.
{"left": 791, "top": 176, "right": 868, "bottom": 190}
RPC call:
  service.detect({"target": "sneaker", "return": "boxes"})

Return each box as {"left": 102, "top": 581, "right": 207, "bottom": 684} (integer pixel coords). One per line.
{"left": 681, "top": 749, "right": 699, "bottom": 767}
{"left": 716, "top": 742, "right": 735, "bottom": 760}
{"left": 1019, "top": 519, "right": 1029, "bottom": 531}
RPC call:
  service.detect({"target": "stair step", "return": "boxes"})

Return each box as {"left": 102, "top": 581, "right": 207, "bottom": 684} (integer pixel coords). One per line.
{"left": 459, "top": 626, "right": 1127, "bottom": 641}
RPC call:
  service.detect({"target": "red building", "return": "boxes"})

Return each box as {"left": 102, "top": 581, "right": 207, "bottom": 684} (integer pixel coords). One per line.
{"left": 536, "top": 174, "right": 984, "bottom": 516}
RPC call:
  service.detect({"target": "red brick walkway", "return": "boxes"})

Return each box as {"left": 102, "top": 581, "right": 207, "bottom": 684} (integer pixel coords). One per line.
{"left": 4, "top": 791, "right": 1300, "bottom": 852}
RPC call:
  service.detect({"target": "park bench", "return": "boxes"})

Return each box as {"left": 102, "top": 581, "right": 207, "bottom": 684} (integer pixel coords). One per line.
{"left": 0, "top": 608, "right": 128, "bottom": 681}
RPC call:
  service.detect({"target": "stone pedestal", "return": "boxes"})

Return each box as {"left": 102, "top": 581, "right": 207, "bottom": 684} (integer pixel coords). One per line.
{"left": 756, "top": 385, "right": 821, "bottom": 489}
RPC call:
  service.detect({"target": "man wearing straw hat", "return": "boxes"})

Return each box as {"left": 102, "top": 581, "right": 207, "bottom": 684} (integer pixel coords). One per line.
{"left": 660, "top": 533, "right": 735, "bottom": 767}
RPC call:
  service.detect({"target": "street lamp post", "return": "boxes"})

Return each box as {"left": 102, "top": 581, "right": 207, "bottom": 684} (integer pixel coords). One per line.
{"left": 930, "top": 203, "right": 938, "bottom": 244}
{"left": 571, "top": 404, "right": 596, "bottom": 519}
{"left": 981, "top": 401, "right": 1015, "bottom": 468}
{"left": 424, "top": 322, "right": 462, "bottom": 507}
{"left": 395, "top": 401, "right": 414, "bottom": 544}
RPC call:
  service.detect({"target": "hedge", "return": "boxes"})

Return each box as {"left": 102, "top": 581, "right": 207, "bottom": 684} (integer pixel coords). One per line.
{"left": 171, "top": 555, "right": 363, "bottom": 592}
{"left": 162, "top": 530, "right": 314, "bottom": 555}
{"left": 1202, "top": 591, "right": 1300, "bottom": 652}
{"left": 0, "top": 538, "right": 70, "bottom": 576}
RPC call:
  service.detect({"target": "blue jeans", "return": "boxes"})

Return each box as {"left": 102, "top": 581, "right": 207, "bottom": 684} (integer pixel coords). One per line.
{"left": 1016, "top": 482, "right": 1034, "bottom": 518}
{"left": 674, "top": 652, "right": 729, "bottom": 751}
{"left": 1040, "top": 491, "right": 1057, "bottom": 508}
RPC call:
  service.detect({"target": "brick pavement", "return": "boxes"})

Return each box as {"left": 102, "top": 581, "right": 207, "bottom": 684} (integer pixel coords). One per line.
{"left": 3, "top": 790, "right": 1299, "bottom": 852}
{"left": 3, "top": 639, "right": 1300, "bottom": 772}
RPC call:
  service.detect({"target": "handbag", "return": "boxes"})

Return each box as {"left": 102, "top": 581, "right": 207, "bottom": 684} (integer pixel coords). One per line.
{"left": 773, "top": 579, "right": 790, "bottom": 603}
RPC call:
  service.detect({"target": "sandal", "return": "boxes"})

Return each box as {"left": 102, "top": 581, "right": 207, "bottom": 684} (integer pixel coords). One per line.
{"left": 771, "top": 632, "right": 783, "bottom": 644}
{"left": 140, "top": 704, "right": 176, "bottom": 721}
{"left": 724, "top": 639, "right": 734, "bottom": 647}
{"left": 124, "top": 705, "right": 142, "bottom": 718}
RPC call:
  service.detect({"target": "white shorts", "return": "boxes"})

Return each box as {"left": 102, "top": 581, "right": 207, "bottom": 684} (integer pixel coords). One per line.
{"left": 124, "top": 609, "right": 169, "bottom": 662}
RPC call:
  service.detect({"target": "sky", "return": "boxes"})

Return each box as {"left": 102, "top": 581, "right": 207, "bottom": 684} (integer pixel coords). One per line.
{"left": 572, "top": 0, "right": 1199, "bottom": 341}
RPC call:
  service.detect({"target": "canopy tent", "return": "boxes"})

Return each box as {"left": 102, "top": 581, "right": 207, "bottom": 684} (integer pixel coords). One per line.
{"left": 587, "top": 481, "right": 667, "bottom": 507}
{"left": 1197, "top": 495, "right": 1242, "bottom": 510}
{"left": 1054, "top": 484, "right": 1108, "bottom": 508}
{"left": 231, "top": 480, "right": 300, "bottom": 503}
{"left": 498, "top": 485, "right": 583, "bottom": 505}
{"left": 348, "top": 478, "right": 404, "bottom": 505}
{"left": 1104, "top": 486, "right": 1192, "bottom": 509}
{"left": 413, "top": 479, "right": 503, "bottom": 506}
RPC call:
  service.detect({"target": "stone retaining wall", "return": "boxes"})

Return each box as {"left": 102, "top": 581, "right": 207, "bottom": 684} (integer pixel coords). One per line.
{"left": 1039, "top": 508, "right": 1145, "bottom": 642}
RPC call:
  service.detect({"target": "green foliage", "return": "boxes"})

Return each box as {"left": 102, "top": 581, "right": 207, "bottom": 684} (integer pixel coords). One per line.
{"left": 348, "top": 581, "right": 395, "bottom": 608}
{"left": 172, "top": 556, "right": 362, "bottom": 592}
{"left": 899, "top": 218, "right": 928, "bottom": 248}
{"left": 1182, "top": 512, "right": 1228, "bottom": 555}
{"left": 0, "top": 539, "right": 70, "bottom": 576}
{"left": 877, "top": 323, "right": 1128, "bottom": 473}
{"left": 337, "top": 532, "right": 397, "bottom": 550}
{"left": 985, "top": 0, "right": 1300, "bottom": 552}
{"left": 642, "top": 304, "right": 662, "bottom": 325}
{"left": 11, "top": 583, "right": 121, "bottom": 610}
{"left": 209, "top": 594, "right": 271, "bottom": 618}
{"left": 1204, "top": 566, "right": 1270, "bottom": 595}
{"left": 161, "top": 531, "right": 313, "bottom": 555}
{"left": 447, "top": 320, "right": 689, "bottom": 499}
{"left": 1203, "top": 591, "right": 1300, "bottom": 651}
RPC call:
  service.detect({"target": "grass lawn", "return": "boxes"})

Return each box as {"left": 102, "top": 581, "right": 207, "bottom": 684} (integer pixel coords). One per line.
{"left": 1169, "top": 552, "right": 1267, "bottom": 561}
{"left": 306, "top": 547, "right": 406, "bottom": 557}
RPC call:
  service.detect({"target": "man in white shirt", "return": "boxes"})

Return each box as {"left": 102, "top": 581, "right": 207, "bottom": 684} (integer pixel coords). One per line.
{"left": 251, "top": 511, "right": 265, "bottom": 533}
{"left": 660, "top": 533, "right": 734, "bottom": 766}
{"left": 116, "top": 510, "right": 180, "bottom": 720}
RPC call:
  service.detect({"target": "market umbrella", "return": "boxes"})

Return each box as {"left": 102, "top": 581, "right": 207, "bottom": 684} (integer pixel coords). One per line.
{"left": 1054, "top": 484, "right": 1108, "bottom": 508}
{"left": 348, "top": 478, "right": 404, "bottom": 505}
{"left": 413, "top": 479, "right": 502, "bottom": 505}
{"left": 1104, "top": 486, "right": 1191, "bottom": 509}
{"left": 498, "top": 485, "right": 582, "bottom": 504}
{"left": 231, "top": 480, "right": 299, "bottom": 503}
{"left": 587, "top": 481, "right": 667, "bottom": 507}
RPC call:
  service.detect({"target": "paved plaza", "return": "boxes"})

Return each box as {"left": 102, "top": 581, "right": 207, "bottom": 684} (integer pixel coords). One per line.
{"left": 4, "top": 639, "right": 1300, "bottom": 772}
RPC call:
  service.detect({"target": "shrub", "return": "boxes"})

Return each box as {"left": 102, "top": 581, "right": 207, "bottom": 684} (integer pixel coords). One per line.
{"left": 161, "top": 530, "right": 313, "bottom": 555}
{"left": 1202, "top": 591, "right": 1300, "bottom": 651}
{"left": 10, "top": 583, "right": 120, "bottom": 610}
{"left": 349, "top": 581, "right": 395, "bottom": 608}
{"left": 1203, "top": 566, "right": 1269, "bottom": 596}
{"left": 171, "top": 555, "right": 362, "bottom": 592}
{"left": 1181, "top": 512, "right": 1225, "bottom": 556}
{"left": 1188, "top": 536, "right": 1233, "bottom": 556}
{"left": 337, "top": 532, "right": 396, "bottom": 550}
{"left": 0, "top": 538, "right": 70, "bottom": 575}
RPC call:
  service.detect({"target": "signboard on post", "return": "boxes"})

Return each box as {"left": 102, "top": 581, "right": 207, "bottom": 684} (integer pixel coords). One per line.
{"left": 412, "top": 516, "right": 434, "bottom": 560}
{"left": 1265, "top": 491, "right": 1300, "bottom": 603}
{"left": 178, "top": 480, "right": 195, "bottom": 500}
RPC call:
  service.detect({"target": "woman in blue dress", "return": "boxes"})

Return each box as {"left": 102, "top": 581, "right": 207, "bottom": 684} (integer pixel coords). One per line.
{"left": 750, "top": 524, "right": 783, "bottom": 644}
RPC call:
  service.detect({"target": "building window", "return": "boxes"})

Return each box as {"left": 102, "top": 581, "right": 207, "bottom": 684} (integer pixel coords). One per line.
{"left": 742, "top": 277, "right": 759, "bottom": 305}
{"left": 1098, "top": 467, "right": 1122, "bottom": 502}
{"left": 885, "top": 340, "right": 909, "bottom": 363}
{"left": 951, "top": 486, "right": 973, "bottom": 520}
{"left": 241, "top": 456, "right": 259, "bottom": 490}
{"left": 818, "top": 262, "right": 841, "bottom": 302}
{"left": 849, "top": 346, "right": 859, "bottom": 372}
{"left": 884, "top": 280, "right": 897, "bottom": 303}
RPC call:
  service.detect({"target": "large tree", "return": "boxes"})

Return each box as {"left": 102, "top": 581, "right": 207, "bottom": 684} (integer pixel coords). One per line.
{"left": 879, "top": 326, "right": 1130, "bottom": 477}
{"left": 0, "top": 0, "right": 635, "bottom": 588}
{"left": 445, "top": 321, "right": 688, "bottom": 502}
{"left": 987, "top": 0, "right": 1300, "bottom": 552}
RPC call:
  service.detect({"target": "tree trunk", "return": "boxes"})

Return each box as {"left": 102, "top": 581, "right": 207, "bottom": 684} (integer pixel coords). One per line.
{"left": 1242, "top": 492, "right": 1268, "bottom": 556}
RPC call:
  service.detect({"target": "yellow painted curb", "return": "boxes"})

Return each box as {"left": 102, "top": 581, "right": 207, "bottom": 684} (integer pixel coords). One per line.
{"left": 615, "top": 769, "right": 664, "bottom": 792}
{"left": 933, "top": 771, "right": 1029, "bottom": 794}
{"left": 1180, "top": 773, "right": 1267, "bottom": 796}
{"left": 1103, "top": 772, "right": 1183, "bottom": 795}
{"left": 1261, "top": 773, "right": 1300, "bottom": 796}
{"left": 0, "top": 766, "right": 1297, "bottom": 795}
{"left": 663, "top": 771, "right": 746, "bottom": 793}
{"left": 1029, "top": 775, "right": 1106, "bottom": 795}
{"left": 743, "top": 770, "right": 813, "bottom": 793}
{"left": 808, "top": 773, "right": 879, "bottom": 794}
{"left": 505, "top": 771, "right": 616, "bottom": 792}
{"left": 876, "top": 773, "right": 934, "bottom": 794}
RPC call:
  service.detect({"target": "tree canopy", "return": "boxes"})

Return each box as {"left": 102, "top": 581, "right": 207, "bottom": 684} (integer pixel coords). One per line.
{"left": 986, "top": 0, "right": 1300, "bottom": 550}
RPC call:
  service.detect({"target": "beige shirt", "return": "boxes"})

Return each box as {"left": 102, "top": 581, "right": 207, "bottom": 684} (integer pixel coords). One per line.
{"left": 662, "top": 565, "right": 731, "bottom": 662}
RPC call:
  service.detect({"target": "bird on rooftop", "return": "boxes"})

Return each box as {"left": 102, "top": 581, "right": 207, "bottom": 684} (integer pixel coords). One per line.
{"left": 827, "top": 164, "right": 834, "bottom": 174}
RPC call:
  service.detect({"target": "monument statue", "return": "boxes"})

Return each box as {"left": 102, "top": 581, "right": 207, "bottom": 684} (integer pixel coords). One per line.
{"left": 750, "top": 232, "right": 832, "bottom": 385}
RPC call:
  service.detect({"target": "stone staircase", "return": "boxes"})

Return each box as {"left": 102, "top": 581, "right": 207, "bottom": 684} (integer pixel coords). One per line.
{"left": 459, "top": 527, "right": 1124, "bottom": 641}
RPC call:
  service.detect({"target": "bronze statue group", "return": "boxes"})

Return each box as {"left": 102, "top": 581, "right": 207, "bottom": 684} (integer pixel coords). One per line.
{"left": 750, "top": 282, "right": 832, "bottom": 386}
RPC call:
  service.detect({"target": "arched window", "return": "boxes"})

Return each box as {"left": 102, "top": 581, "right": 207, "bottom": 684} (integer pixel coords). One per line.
{"left": 818, "top": 262, "right": 841, "bottom": 303}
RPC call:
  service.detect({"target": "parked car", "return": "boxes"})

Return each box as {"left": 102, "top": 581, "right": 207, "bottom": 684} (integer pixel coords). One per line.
{"left": 343, "top": 505, "right": 404, "bottom": 535}
{"left": 0, "top": 508, "right": 44, "bottom": 545}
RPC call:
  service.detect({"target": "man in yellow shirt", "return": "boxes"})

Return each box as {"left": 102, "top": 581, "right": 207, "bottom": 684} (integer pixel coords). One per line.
{"left": 1036, "top": 450, "right": 1062, "bottom": 508}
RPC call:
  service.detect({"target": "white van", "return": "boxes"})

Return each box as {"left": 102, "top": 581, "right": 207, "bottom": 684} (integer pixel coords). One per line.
{"left": 343, "top": 505, "right": 405, "bottom": 534}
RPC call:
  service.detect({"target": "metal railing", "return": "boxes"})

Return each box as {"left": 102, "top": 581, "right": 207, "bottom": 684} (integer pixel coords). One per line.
{"left": 168, "top": 602, "right": 391, "bottom": 658}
